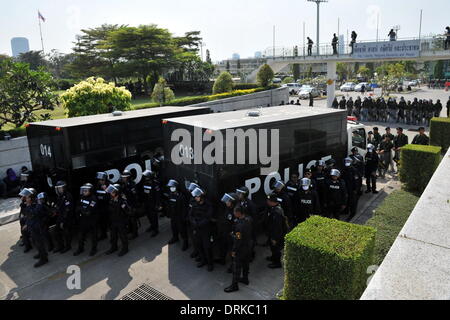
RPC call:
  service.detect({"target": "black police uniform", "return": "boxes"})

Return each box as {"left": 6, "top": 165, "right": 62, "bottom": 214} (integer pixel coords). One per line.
{"left": 75, "top": 194, "right": 99, "bottom": 255}
{"left": 231, "top": 216, "right": 253, "bottom": 286}
{"left": 189, "top": 199, "right": 214, "bottom": 270}
{"left": 166, "top": 191, "right": 189, "bottom": 248}
{"left": 312, "top": 169, "right": 327, "bottom": 215}
{"left": 19, "top": 201, "right": 33, "bottom": 251}
{"left": 142, "top": 179, "right": 161, "bottom": 235}
{"left": 108, "top": 196, "right": 131, "bottom": 255}
{"left": 217, "top": 204, "right": 236, "bottom": 264}
{"left": 122, "top": 180, "right": 139, "bottom": 238}
{"left": 324, "top": 179, "right": 348, "bottom": 219}
{"left": 296, "top": 188, "right": 320, "bottom": 225}
{"left": 267, "top": 204, "right": 286, "bottom": 267}
{"left": 342, "top": 166, "right": 360, "bottom": 221}
{"left": 393, "top": 134, "right": 409, "bottom": 163}
{"left": 350, "top": 153, "right": 365, "bottom": 194}
{"left": 412, "top": 134, "right": 430, "bottom": 146}
{"left": 54, "top": 192, "right": 75, "bottom": 253}
{"left": 365, "top": 151, "right": 379, "bottom": 193}
{"left": 239, "top": 198, "right": 258, "bottom": 257}
{"left": 275, "top": 190, "right": 293, "bottom": 229}
{"left": 25, "top": 202, "right": 49, "bottom": 265}
{"left": 95, "top": 183, "right": 110, "bottom": 240}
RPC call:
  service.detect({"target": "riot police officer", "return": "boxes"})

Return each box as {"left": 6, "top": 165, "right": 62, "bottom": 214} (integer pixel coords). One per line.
{"left": 141, "top": 170, "right": 161, "bottom": 238}
{"left": 236, "top": 186, "right": 257, "bottom": 258}
{"left": 166, "top": 179, "right": 189, "bottom": 251}
{"left": 53, "top": 181, "right": 74, "bottom": 254}
{"left": 74, "top": 184, "right": 99, "bottom": 257}
{"left": 36, "top": 192, "right": 55, "bottom": 252}
{"left": 21, "top": 189, "right": 49, "bottom": 268}
{"left": 342, "top": 158, "right": 360, "bottom": 222}
{"left": 266, "top": 194, "right": 287, "bottom": 269}
{"left": 286, "top": 173, "right": 301, "bottom": 206}
{"left": 312, "top": 160, "right": 327, "bottom": 216}
{"left": 19, "top": 188, "right": 36, "bottom": 253}
{"left": 95, "top": 172, "right": 110, "bottom": 241}
{"left": 105, "top": 184, "right": 130, "bottom": 257}
{"left": 412, "top": 127, "right": 430, "bottom": 146}
{"left": 324, "top": 169, "right": 348, "bottom": 220}
{"left": 189, "top": 188, "right": 214, "bottom": 272}
{"left": 218, "top": 192, "right": 238, "bottom": 268}
{"left": 365, "top": 144, "right": 379, "bottom": 194}
{"left": 295, "top": 178, "right": 321, "bottom": 226}
{"left": 350, "top": 147, "right": 364, "bottom": 196}
{"left": 186, "top": 181, "right": 202, "bottom": 260}
{"left": 120, "top": 170, "right": 139, "bottom": 239}
{"left": 273, "top": 180, "right": 293, "bottom": 229}
{"left": 224, "top": 206, "right": 253, "bottom": 293}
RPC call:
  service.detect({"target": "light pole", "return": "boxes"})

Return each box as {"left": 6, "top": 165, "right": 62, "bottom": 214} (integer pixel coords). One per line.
{"left": 307, "top": 0, "right": 328, "bottom": 56}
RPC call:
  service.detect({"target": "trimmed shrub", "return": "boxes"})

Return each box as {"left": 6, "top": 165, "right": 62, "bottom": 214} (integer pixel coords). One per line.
{"left": 399, "top": 144, "right": 442, "bottom": 193}
{"left": 283, "top": 216, "right": 376, "bottom": 300}
{"left": 233, "top": 83, "right": 259, "bottom": 90}
{"left": 257, "top": 64, "right": 274, "bottom": 88}
{"left": 151, "top": 77, "right": 175, "bottom": 105}
{"left": 430, "top": 117, "right": 450, "bottom": 152}
{"left": 213, "top": 72, "right": 233, "bottom": 94}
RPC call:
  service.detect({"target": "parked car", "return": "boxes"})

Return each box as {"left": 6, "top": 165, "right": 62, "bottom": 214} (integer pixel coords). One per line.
{"left": 340, "top": 82, "right": 356, "bottom": 92}
{"left": 354, "top": 82, "right": 372, "bottom": 92}
{"left": 408, "top": 80, "right": 419, "bottom": 87}
{"left": 298, "top": 87, "right": 320, "bottom": 99}
{"left": 282, "top": 83, "right": 303, "bottom": 95}
{"left": 273, "top": 78, "right": 282, "bottom": 84}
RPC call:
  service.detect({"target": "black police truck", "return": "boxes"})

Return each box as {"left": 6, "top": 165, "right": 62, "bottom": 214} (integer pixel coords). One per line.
{"left": 26, "top": 107, "right": 210, "bottom": 194}
{"left": 162, "top": 106, "right": 351, "bottom": 207}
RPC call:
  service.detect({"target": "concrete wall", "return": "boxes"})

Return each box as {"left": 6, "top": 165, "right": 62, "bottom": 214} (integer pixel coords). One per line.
{"left": 0, "top": 137, "right": 31, "bottom": 179}
{"left": 362, "top": 149, "right": 450, "bottom": 300}
{"left": 191, "top": 87, "right": 290, "bottom": 113}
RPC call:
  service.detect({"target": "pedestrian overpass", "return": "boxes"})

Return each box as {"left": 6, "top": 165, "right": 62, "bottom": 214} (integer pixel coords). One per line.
{"left": 246, "top": 36, "right": 450, "bottom": 107}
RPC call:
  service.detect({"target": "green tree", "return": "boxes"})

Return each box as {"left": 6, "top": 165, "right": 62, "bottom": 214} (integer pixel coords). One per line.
{"left": 282, "top": 77, "right": 294, "bottom": 84}
{"left": 47, "top": 50, "right": 76, "bottom": 79}
{"left": 151, "top": 77, "right": 175, "bottom": 106}
{"left": 205, "top": 49, "right": 212, "bottom": 64}
{"left": 213, "top": 71, "right": 233, "bottom": 94}
{"left": 292, "top": 64, "right": 300, "bottom": 81}
{"left": 434, "top": 61, "right": 444, "bottom": 79}
{"left": 257, "top": 64, "right": 274, "bottom": 87}
{"left": 226, "top": 60, "right": 230, "bottom": 72}
{"left": 357, "top": 66, "right": 372, "bottom": 79}
{"left": 61, "top": 77, "right": 131, "bottom": 117}
{"left": 0, "top": 60, "right": 58, "bottom": 128}
{"left": 16, "top": 50, "right": 47, "bottom": 70}
{"left": 375, "top": 63, "right": 406, "bottom": 96}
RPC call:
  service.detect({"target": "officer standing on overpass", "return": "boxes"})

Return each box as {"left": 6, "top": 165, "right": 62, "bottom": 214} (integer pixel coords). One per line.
{"left": 224, "top": 206, "right": 253, "bottom": 293}
{"left": 445, "top": 27, "right": 450, "bottom": 50}
{"left": 307, "top": 37, "right": 314, "bottom": 56}
{"left": 332, "top": 34, "right": 339, "bottom": 55}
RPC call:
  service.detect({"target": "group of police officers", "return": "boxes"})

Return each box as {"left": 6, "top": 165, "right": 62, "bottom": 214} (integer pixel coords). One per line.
{"left": 333, "top": 96, "right": 450, "bottom": 127}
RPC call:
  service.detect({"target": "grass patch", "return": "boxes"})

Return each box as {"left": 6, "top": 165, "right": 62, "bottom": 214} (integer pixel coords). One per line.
{"left": 365, "top": 190, "right": 420, "bottom": 265}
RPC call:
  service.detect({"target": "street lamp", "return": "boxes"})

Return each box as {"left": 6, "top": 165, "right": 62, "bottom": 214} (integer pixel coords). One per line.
{"left": 307, "top": 0, "right": 328, "bottom": 55}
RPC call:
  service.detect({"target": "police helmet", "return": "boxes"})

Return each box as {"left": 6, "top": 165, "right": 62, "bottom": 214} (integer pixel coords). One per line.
{"left": 188, "top": 182, "right": 201, "bottom": 193}
{"left": 19, "top": 188, "right": 35, "bottom": 198}
{"left": 316, "top": 160, "right": 326, "bottom": 167}
{"left": 236, "top": 187, "right": 249, "bottom": 197}
{"left": 191, "top": 187, "right": 205, "bottom": 198}
{"left": 351, "top": 147, "right": 358, "bottom": 153}
{"left": 221, "top": 193, "right": 237, "bottom": 204}
{"left": 267, "top": 193, "right": 280, "bottom": 203}
{"left": 167, "top": 179, "right": 179, "bottom": 188}
{"left": 326, "top": 158, "right": 337, "bottom": 168}
{"left": 330, "top": 169, "right": 341, "bottom": 177}
{"left": 55, "top": 181, "right": 67, "bottom": 195}
{"left": 367, "top": 144, "right": 375, "bottom": 151}
{"left": 20, "top": 171, "right": 30, "bottom": 181}
{"left": 106, "top": 184, "right": 121, "bottom": 195}
{"left": 273, "top": 180, "right": 285, "bottom": 191}
{"left": 96, "top": 172, "right": 108, "bottom": 181}
{"left": 344, "top": 157, "right": 353, "bottom": 167}
{"left": 37, "top": 192, "right": 47, "bottom": 200}
{"left": 301, "top": 178, "right": 311, "bottom": 188}
{"left": 143, "top": 170, "right": 156, "bottom": 180}
{"left": 80, "top": 183, "right": 94, "bottom": 195}
{"left": 121, "top": 170, "right": 132, "bottom": 179}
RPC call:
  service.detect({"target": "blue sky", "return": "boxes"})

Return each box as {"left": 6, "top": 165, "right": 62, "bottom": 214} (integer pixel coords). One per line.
{"left": 1, "top": 0, "right": 449, "bottom": 61}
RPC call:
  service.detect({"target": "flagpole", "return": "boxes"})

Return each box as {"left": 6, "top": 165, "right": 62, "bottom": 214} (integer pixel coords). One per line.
{"left": 38, "top": 10, "right": 45, "bottom": 53}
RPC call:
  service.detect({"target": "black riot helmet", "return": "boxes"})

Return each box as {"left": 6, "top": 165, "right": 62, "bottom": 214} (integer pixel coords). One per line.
{"left": 236, "top": 187, "right": 250, "bottom": 199}
{"left": 273, "top": 180, "right": 285, "bottom": 192}
{"left": 55, "top": 181, "right": 67, "bottom": 196}
{"left": 80, "top": 183, "right": 94, "bottom": 196}
{"left": 143, "top": 170, "right": 156, "bottom": 180}
{"left": 96, "top": 172, "right": 108, "bottom": 181}
{"left": 37, "top": 192, "right": 47, "bottom": 204}
{"left": 188, "top": 182, "right": 201, "bottom": 193}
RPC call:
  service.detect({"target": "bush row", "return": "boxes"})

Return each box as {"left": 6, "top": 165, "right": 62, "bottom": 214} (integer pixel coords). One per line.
{"left": 399, "top": 144, "right": 442, "bottom": 193}
{"left": 430, "top": 117, "right": 450, "bottom": 152}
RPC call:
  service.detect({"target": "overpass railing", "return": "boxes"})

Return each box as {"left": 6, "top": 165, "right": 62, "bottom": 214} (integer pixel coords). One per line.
{"left": 262, "top": 36, "right": 450, "bottom": 60}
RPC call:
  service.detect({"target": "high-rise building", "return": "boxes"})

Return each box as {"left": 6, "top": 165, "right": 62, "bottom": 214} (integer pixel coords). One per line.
{"left": 11, "top": 37, "right": 30, "bottom": 57}
{"left": 231, "top": 53, "right": 240, "bottom": 60}
{"left": 254, "top": 51, "right": 262, "bottom": 58}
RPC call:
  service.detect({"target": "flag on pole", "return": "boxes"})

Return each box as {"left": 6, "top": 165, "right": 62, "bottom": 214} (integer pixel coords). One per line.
{"left": 38, "top": 11, "right": 46, "bottom": 22}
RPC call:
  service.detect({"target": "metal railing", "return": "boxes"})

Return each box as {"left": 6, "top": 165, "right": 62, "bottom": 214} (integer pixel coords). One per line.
{"left": 261, "top": 35, "right": 450, "bottom": 60}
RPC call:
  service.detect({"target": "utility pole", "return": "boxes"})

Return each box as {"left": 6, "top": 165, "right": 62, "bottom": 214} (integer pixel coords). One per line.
{"left": 273, "top": 25, "right": 276, "bottom": 60}
{"left": 419, "top": 9, "right": 423, "bottom": 40}
{"left": 307, "top": 0, "right": 328, "bottom": 56}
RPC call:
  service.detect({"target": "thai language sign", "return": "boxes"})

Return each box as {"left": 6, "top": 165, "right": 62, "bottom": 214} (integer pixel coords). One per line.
{"left": 353, "top": 40, "right": 420, "bottom": 59}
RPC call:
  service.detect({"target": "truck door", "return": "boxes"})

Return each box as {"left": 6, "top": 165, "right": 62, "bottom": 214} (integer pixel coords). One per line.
{"left": 350, "top": 127, "right": 367, "bottom": 156}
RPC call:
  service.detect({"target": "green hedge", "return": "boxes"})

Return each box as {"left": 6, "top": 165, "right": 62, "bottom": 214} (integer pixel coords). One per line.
{"left": 430, "top": 117, "right": 450, "bottom": 152}
{"left": 399, "top": 144, "right": 442, "bottom": 193}
{"left": 283, "top": 216, "right": 376, "bottom": 300}
{"left": 233, "top": 83, "right": 259, "bottom": 90}
{"left": 0, "top": 127, "right": 27, "bottom": 138}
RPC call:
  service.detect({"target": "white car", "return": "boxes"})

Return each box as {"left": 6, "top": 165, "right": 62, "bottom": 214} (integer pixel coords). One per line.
{"left": 299, "top": 87, "right": 320, "bottom": 99}
{"left": 354, "top": 83, "right": 372, "bottom": 92}
{"left": 283, "top": 83, "right": 302, "bottom": 95}
{"left": 340, "top": 82, "right": 356, "bottom": 92}
{"left": 408, "top": 80, "right": 418, "bottom": 87}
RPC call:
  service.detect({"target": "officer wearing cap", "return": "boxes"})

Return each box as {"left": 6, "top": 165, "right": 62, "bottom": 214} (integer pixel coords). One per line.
{"left": 365, "top": 144, "right": 379, "bottom": 194}
{"left": 218, "top": 192, "right": 239, "bottom": 267}
{"left": 120, "top": 170, "right": 139, "bottom": 240}
{"left": 141, "top": 170, "right": 161, "bottom": 238}
{"left": 53, "top": 181, "right": 74, "bottom": 254}
{"left": 295, "top": 178, "right": 320, "bottom": 226}
{"left": 412, "top": 127, "right": 430, "bottom": 146}
{"left": 372, "top": 128, "right": 382, "bottom": 150}
{"left": 342, "top": 158, "right": 360, "bottom": 222}
{"left": 286, "top": 173, "right": 301, "bottom": 205}
{"left": 166, "top": 180, "right": 189, "bottom": 251}
{"left": 224, "top": 206, "right": 253, "bottom": 293}
{"left": 36, "top": 192, "right": 55, "bottom": 253}
{"left": 273, "top": 180, "right": 293, "bottom": 229}
{"left": 266, "top": 194, "right": 287, "bottom": 269}
{"left": 105, "top": 184, "right": 130, "bottom": 257}
{"left": 95, "top": 172, "right": 110, "bottom": 241}
{"left": 324, "top": 169, "right": 348, "bottom": 220}
{"left": 189, "top": 188, "right": 214, "bottom": 272}
{"left": 74, "top": 183, "right": 99, "bottom": 257}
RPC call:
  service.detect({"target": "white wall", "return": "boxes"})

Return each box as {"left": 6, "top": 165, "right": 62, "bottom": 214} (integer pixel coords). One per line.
{"left": 0, "top": 137, "right": 31, "bottom": 179}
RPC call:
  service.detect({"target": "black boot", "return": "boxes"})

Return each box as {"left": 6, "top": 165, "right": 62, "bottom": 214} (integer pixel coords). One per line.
{"left": 34, "top": 258, "right": 49, "bottom": 268}
{"left": 105, "top": 247, "right": 118, "bottom": 255}
{"left": 53, "top": 247, "right": 62, "bottom": 253}
{"left": 73, "top": 248, "right": 84, "bottom": 256}
{"left": 190, "top": 251, "right": 199, "bottom": 259}
{"left": 118, "top": 247, "right": 128, "bottom": 257}
{"left": 24, "top": 246, "right": 32, "bottom": 254}
{"left": 168, "top": 238, "right": 179, "bottom": 245}
{"left": 197, "top": 261, "right": 207, "bottom": 268}
{"left": 181, "top": 241, "right": 189, "bottom": 252}
{"left": 239, "top": 277, "right": 250, "bottom": 286}
{"left": 150, "top": 230, "right": 159, "bottom": 238}
{"left": 60, "top": 246, "right": 71, "bottom": 254}
{"left": 33, "top": 253, "right": 41, "bottom": 260}
{"left": 268, "top": 262, "right": 282, "bottom": 269}
{"left": 89, "top": 248, "right": 97, "bottom": 257}
{"left": 224, "top": 284, "right": 239, "bottom": 293}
